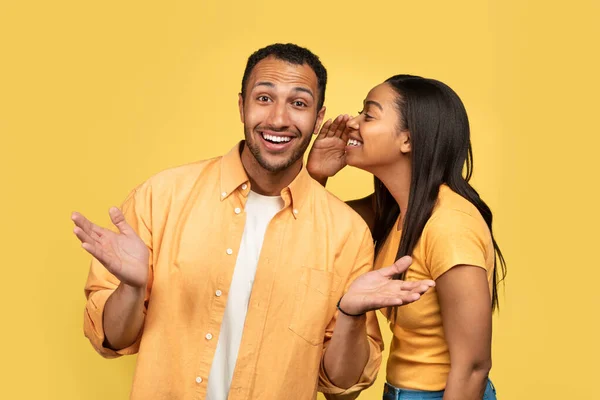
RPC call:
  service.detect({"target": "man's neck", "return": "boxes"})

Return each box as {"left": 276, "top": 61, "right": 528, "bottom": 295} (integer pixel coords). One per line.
{"left": 240, "top": 145, "right": 302, "bottom": 196}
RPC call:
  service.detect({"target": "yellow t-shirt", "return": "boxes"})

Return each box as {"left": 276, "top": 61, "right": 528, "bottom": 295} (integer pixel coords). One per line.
{"left": 375, "top": 185, "right": 495, "bottom": 391}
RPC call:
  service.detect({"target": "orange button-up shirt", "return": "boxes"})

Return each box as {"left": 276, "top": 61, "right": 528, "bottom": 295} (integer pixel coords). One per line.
{"left": 83, "top": 142, "right": 383, "bottom": 400}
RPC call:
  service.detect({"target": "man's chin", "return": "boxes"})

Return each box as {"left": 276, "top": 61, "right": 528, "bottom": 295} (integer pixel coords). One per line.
{"left": 246, "top": 136, "right": 307, "bottom": 173}
{"left": 256, "top": 157, "right": 294, "bottom": 173}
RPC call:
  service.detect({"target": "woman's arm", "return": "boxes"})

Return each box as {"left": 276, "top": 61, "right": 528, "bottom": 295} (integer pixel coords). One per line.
{"left": 437, "top": 265, "right": 492, "bottom": 400}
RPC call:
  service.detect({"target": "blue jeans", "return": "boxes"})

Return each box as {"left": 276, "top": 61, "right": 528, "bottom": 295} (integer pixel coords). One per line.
{"left": 383, "top": 380, "right": 497, "bottom": 400}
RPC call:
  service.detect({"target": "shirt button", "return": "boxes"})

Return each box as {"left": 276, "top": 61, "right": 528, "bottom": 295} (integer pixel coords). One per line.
{"left": 226, "top": 248, "right": 233, "bottom": 255}
{"left": 196, "top": 377, "right": 203, "bottom": 384}
{"left": 241, "top": 184, "right": 248, "bottom": 190}
{"left": 206, "top": 333, "right": 213, "bottom": 340}
{"left": 234, "top": 207, "right": 241, "bottom": 214}
{"left": 215, "top": 290, "right": 222, "bottom": 297}
{"left": 221, "top": 191, "right": 227, "bottom": 197}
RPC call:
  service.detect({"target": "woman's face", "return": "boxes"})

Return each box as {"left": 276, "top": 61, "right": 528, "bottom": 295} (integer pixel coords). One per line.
{"left": 345, "top": 83, "right": 411, "bottom": 173}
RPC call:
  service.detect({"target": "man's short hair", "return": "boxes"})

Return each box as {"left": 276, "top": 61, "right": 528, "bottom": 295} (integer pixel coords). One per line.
{"left": 241, "top": 43, "right": 327, "bottom": 110}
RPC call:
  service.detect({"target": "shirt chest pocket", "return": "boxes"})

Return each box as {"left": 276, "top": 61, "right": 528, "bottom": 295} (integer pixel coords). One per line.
{"left": 288, "top": 267, "right": 341, "bottom": 346}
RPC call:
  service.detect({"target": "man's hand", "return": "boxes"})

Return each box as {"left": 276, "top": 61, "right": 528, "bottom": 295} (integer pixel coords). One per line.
{"left": 340, "top": 256, "right": 435, "bottom": 315}
{"left": 72, "top": 207, "right": 149, "bottom": 288}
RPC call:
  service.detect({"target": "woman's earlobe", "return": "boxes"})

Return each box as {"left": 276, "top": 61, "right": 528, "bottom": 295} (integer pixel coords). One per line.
{"left": 400, "top": 131, "right": 412, "bottom": 154}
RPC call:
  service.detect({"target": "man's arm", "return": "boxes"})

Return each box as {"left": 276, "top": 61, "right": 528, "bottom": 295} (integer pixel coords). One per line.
{"left": 323, "top": 259, "right": 434, "bottom": 389}
{"left": 75, "top": 188, "right": 153, "bottom": 356}
{"left": 102, "top": 282, "right": 146, "bottom": 350}
{"left": 322, "top": 311, "right": 372, "bottom": 391}
{"left": 319, "top": 229, "right": 435, "bottom": 398}
{"left": 318, "top": 228, "right": 381, "bottom": 400}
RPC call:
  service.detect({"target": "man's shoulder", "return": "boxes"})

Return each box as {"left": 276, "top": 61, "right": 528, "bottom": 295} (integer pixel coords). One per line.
{"left": 309, "top": 180, "right": 371, "bottom": 236}
{"left": 306, "top": 182, "right": 374, "bottom": 270}
{"left": 150, "top": 156, "right": 220, "bottom": 184}
{"left": 133, "top": 156, "right": 222, "bottom": 197}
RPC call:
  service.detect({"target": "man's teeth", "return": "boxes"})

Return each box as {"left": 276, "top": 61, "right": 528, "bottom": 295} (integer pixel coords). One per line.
{"left": 262, "top": 133, "right": 292, "bottom": 143}
{"left": 347, "top": 139, "right": 362, "bottom": 146}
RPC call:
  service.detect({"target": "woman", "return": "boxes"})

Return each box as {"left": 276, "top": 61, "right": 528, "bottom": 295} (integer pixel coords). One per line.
{"left": 307, "top": 75, "right": 505, "bottom": 400}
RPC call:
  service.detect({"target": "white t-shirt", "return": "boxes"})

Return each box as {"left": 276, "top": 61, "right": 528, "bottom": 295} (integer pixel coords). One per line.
{"left": 206, "top": 191, "right": 284, "bottom": 400}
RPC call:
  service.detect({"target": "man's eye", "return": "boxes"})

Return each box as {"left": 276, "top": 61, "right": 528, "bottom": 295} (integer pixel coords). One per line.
{"left": 294, "top": 101, "right": 307, "bottom": 107}
{"left": 257, "top": 96, "right": 271, "bottom": 102}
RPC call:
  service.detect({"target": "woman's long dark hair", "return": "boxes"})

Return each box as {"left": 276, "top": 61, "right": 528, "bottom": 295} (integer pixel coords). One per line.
{"left": 372, "top": 75, "right": 506, "bottom": 314}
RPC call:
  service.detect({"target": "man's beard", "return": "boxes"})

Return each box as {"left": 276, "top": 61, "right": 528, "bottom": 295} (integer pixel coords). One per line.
{"left": 244, "top": 125, "right": 312, "bottom": 173}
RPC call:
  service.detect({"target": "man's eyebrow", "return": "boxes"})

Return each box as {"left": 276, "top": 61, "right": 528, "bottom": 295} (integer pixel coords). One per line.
{"left": 253, "top": 81, "right": 275, "bottom": 89}
{"left": 293, "top": 87, "right": 314, "bottom": 99}
{"left": 252, "top": 82, "right": 314, "bottom": 99}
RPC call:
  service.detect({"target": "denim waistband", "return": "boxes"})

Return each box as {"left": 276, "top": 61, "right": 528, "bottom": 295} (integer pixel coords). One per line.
{"left": 383, "top": 380, "right": 496, "bottom": 400}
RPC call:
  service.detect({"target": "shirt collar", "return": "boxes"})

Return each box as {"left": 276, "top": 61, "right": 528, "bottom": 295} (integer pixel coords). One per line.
{"left": 219, "top": 141, "right": 312, "bottom": 219}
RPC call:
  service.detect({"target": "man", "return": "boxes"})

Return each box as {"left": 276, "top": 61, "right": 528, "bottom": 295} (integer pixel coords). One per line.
{"left": 72, "top": 43, "right": 433, "bottom": 400}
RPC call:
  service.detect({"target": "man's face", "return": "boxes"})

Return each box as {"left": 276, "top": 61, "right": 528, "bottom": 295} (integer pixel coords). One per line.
{"left": 239, "top": 56, "right": 325, "bottom": 173}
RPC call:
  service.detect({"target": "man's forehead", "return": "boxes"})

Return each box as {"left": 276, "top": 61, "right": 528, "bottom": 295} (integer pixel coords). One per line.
{"left": 248, "top": 57, "right": 318, "bottom": 91}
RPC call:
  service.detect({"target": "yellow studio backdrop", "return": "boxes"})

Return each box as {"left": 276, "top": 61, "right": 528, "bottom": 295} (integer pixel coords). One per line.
{"left": 1, "top": 0, "right": 598, "bottom": 398}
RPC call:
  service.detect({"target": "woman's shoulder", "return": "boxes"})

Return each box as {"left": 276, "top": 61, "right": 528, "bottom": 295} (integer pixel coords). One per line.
{"left": 425, "top": 185, "right": 489, "bottom": 235}
{"left": 432, "top": 185, "right": 482, "bottom": 218}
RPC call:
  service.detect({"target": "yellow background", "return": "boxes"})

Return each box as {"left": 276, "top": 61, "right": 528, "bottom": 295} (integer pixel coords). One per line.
{"left": 1, "top": 0, "right": 599, "bottom": 399}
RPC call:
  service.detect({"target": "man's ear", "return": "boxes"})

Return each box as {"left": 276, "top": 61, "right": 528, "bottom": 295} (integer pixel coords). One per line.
{"left": 238, "top": 93, "right": 244, "bottom": 123}
{"left": 313, "top": 106, "right": 326, "bottom": 135}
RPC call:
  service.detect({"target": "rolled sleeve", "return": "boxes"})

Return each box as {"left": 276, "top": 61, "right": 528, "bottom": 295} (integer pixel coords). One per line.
{"left": 84, "top": 288, "right": 143, "bottom": 358}
{"left": 318, "top": 311, "right": 383, "bottom": 400}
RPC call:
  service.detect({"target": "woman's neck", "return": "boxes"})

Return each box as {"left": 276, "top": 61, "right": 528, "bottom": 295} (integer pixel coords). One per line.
{"left": 373, "top": 160, "right": 411, "bottom": 230}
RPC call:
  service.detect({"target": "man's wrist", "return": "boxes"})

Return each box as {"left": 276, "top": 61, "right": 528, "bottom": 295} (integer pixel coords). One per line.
{"left": 117, "top": 281, "right": 146, "bottom": 299}
{"left": 337, "top": 295, "right": 366, "bottom": 317}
